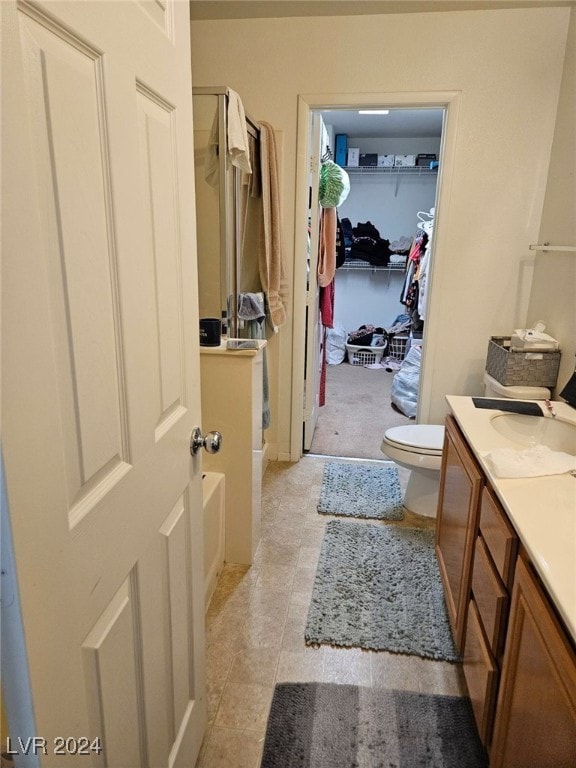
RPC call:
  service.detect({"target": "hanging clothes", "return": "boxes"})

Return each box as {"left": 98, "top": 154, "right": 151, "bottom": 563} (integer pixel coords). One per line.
{"left": 400, "top": 210, "right": 434, "bottom": 335}
{"left": 237, "top": 292, "right": 271, "bottom": 430}
{"left": 400, "top": 231, "right": 428, "bottom": 306}
{"left": 317, "top": 207, "right": 337, "bottom": 287}
{"left": 318, "top": 279, "right": 335, "bottom": 408}
{"left": 239, "top": 132, "right": 263, "bottom": 294}
{"left": 226, "top": 90, "right": 252, "bottom": 175}
{"left": 258, "top": 121, "right": 288, "bottom": 331}
{"left": 320, "top": 279, "right": 335, "bottom": 329}
{"left": 417, "top": 241, "right": 432, "bottom": 318}
{"left": 205, "top": 89, "right": 252, "bottom": 187}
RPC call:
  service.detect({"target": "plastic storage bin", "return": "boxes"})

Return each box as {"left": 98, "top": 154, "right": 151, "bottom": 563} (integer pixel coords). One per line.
{"left": 388, "top": 335, "right": 409, "bottom": 360}
{"left": 346, "top": 344, "right": 385, "bottom": 366}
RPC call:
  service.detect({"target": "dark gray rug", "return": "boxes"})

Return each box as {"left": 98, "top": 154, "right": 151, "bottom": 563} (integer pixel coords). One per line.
{"left": 317, "top": 462, "right": 404, "bottom": 520}
{"left": 261, "top": 683, "right": 487, "bottom": 768}
{"left": 305, "top": 520, "right": 459, "bottom": 661}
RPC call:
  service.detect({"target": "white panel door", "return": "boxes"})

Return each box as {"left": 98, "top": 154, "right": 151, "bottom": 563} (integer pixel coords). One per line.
{"left": 303, "top": 113, "right": 329, "bottom": 451}
{"left": 1, "top": 1, "right": 206, "bottom": 766}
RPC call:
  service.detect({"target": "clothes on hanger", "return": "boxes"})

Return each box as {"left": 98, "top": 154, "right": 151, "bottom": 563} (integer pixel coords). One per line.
{"left": 400, "top": 208, "right": 434, "bottom": 331}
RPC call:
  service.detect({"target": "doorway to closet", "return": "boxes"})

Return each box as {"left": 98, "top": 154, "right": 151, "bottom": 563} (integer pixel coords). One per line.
{"left": 304, "top": 106, "right": 445, "bottom": 461}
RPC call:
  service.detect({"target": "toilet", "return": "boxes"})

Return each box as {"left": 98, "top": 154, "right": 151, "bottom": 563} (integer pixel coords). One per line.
{"left": 381, "top": 424, "right": 445, "bottom": 518}
{"left": 381, "top": 374, "right": 552, "bottom": 518}
{"left": 482, "top": 372, "right": 551, "bottom": 401}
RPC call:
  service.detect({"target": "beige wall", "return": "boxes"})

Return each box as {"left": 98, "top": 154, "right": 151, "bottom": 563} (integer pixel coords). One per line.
{"left": 527, "top": 8, "right": 576, "bottom": 395}
{"left": 191, "top": 6, "right": 571, "bottom": 457}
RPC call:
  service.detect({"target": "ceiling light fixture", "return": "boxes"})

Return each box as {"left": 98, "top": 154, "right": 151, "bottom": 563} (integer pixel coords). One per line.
{"left": 358, "top": 109, "right": 390, "bottom": 115}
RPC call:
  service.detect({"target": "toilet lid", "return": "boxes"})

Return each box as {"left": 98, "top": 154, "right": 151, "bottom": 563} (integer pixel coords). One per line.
{"left": 384, "top": 424, "right": 445, "bottom": 453}
{"left": 483, "top": 372, "right": 550, "bottom": 400}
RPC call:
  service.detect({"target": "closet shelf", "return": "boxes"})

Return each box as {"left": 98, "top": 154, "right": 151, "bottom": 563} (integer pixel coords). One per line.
{"left": 343, "top": 165, "right": 438, "bottom": 176}
{"left": 340, "top": 259, "right": 407, "bottom": 273}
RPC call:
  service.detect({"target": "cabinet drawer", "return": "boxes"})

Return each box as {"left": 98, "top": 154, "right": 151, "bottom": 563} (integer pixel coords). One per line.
{"left": 472, "top": 536, "right": 509, "bottom": 659}
{"left": 463, "top": 599, "right": 499, "bottom": 747}
{"left": 479, "top": 487, "right": 517, "bottom": 589}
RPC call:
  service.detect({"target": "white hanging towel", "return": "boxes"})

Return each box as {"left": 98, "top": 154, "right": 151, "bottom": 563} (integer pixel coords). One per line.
{"left": 226, "top": 89, "right": 252, "bottom": 175}
{"left": 204, "top": 89, "right": 252, "bottom": 187}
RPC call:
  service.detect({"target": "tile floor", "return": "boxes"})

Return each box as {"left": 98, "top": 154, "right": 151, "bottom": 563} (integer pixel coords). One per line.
{"left": 195, "top": 456, "right": 467, "bottom": 768}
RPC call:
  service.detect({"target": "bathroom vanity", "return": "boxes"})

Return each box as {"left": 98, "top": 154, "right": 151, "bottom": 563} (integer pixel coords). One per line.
{"left": 435, "top": 397, "right": 576, "bottom": 767}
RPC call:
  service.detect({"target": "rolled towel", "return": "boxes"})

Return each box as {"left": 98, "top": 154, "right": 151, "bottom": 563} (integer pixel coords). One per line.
{"left": 483, "top": 444, "right": 576, "bottom": 478}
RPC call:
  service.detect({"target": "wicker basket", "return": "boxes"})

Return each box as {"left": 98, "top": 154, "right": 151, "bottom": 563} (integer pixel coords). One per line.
{"left": 346, "top": 344, "right": 385, "bottom": 366}
{"left": 486, "top": 336, "right": 561, "bottom": 388}
{"left": 388, "top": 335, "right": 409, "bottom": 361}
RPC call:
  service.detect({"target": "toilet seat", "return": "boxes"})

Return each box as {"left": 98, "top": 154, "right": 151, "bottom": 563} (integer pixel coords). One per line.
{"left": 483, "top": 372, "right": 550, "bottom": 400}
{"left": 383, "top": 424, "right": 444, "bottom": 456}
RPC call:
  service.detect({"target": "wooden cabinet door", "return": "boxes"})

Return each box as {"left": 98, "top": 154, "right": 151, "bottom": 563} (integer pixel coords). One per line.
{"left": 491, "top": 555, "right": 576, "bottom": 768}
{"left": 463, "top": 599, "right": 499, "bottom": 746}
{"left": 435, "top": 416, "right": 483, "bottom": 651}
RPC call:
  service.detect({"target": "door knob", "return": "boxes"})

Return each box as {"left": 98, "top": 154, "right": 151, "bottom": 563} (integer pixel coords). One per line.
{"left": 190, "top": 427, "right": 223, "bottom": 456}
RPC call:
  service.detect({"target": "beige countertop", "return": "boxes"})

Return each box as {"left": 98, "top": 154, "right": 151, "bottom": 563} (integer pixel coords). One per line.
{"left": 199, "top": 338, "right": 266, "bottom": 356}
{"left": 446, "top": 395, "right": 576, "bottom": 642}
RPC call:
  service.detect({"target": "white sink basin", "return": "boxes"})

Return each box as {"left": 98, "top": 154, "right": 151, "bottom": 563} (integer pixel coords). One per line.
{"left": 490, "top": 414, "right": 576, "bottom": 454}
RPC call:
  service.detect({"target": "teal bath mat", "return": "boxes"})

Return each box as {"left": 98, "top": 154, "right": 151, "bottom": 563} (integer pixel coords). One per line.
{"left": 305, "top": 520, "right": 460, "bottom": 661}
{"left": 317, "top": 461, "right": 404, "bottom": 520}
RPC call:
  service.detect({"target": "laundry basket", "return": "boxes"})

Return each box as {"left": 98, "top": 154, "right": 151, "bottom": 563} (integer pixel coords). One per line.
{"left": 346, "top": 344, "right": 385, "bottom": 366}
{"left": 388, "top": 335, "right": 409, "bottom": 360}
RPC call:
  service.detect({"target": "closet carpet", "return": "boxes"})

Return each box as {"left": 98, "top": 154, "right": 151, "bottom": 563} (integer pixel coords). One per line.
{"left": 309, "top": 361, "right": 411, "bottom": 460}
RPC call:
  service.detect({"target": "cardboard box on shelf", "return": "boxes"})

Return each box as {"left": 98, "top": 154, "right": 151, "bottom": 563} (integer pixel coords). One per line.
{"left": 347, "top": 147, "right": 360, "bottom": 167}
{"left": 416, "top": 153, "right": 437, "bottom": 166}
{"left": 377, "top": 154, "right": 395, "bottom": 167}
{"left": 335, "top": 134, "right": 348, "bottom": 166}
{"left": 394, "top": 154, "right": 417, "bottom": 167}
{"left": 359, "top": 153, "right": 378, "bottom": 167}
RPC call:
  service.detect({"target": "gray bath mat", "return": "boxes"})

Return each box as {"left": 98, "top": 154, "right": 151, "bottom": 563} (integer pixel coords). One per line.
{"left": 305, "top": 520, "right": 459, "bottom": 661}
{"left": 261, "top": 683, "right": 487, "bottom": 768}
{"left": 317, "top": 462, "right": 404, "bottom": 520}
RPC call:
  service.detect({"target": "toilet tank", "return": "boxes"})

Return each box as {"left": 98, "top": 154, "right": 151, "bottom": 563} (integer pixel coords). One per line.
{"left": 483, "top": 372, "right": 551, "bottom": 401}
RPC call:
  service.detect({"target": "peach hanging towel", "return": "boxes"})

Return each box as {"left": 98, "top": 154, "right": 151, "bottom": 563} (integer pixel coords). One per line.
{"left": 258, "top": 121, "right": 288, "bottom": 331}
{"left": 317, "top": 207, "right": 337, "bottom": 288}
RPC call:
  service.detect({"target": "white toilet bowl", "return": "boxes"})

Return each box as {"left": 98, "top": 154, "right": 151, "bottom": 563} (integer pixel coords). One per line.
{"left": 381, "top": 424, "right": 445, "bottom": 518}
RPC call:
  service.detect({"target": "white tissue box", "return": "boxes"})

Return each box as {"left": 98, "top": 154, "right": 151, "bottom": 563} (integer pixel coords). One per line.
{"left": 510, "top": 330, "right": 559, "bottom": 351}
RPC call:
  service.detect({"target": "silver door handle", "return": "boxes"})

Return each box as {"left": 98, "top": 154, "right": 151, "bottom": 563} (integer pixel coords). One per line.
{"left": 190, "top": 427, "right": 223, "bottom": 455}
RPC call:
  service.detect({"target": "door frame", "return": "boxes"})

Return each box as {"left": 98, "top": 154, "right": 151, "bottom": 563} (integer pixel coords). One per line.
{"left": 290, "top": 90, "right": 461, "bottom": 461}
{"left": 302, "top": 112, "right": 329, "bottom": 451}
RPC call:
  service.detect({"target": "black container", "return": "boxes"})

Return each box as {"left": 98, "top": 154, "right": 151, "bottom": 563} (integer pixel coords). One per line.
{"left": 359, "top": 153, "right": 378, "bottom": 167}
{"left": 199, "top": 318, "right": 221, "bottom": 347}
